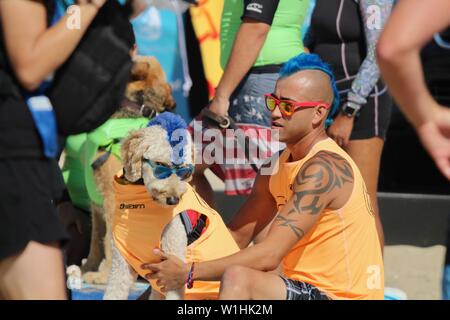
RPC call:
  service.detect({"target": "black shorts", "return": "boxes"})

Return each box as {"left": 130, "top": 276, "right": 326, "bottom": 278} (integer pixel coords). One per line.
{"left": 0, "top": 158, "right": 69, "bottom": 261}
{"left": 338, "top": 83, "right": 393, "bottom": 141}
{"left": 280, "top": 277, "right": 331, "bottom": 300}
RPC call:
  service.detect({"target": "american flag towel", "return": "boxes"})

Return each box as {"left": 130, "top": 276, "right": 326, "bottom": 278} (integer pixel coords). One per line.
{"left": 189, "top": 120, "right": 282, "bottom": 195}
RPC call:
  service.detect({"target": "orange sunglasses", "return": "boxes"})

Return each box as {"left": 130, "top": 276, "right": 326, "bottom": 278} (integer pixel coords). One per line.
{"left": 264, "top": 93, "right": 331, "bottom": 119}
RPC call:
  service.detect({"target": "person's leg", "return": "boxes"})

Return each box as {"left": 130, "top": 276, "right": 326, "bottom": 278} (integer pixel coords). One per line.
{"left": 0, "top": 241, "right": 67, "bottom": 300}
{"left": 219, "top": 265, "right": 286, "bottom": 300}
{"left": 345, "top": 137, "right": 385, "bottom": 250}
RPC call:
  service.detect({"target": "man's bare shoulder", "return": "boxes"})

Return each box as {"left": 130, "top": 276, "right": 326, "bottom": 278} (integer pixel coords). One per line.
{"left": 289, "top": 150, "right": 355, "bottom": 215}
{"left": 303, "top": 151, "right": 354, "bottom": 186}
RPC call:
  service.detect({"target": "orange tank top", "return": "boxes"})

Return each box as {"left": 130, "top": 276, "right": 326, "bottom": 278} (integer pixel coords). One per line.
{"left": 112, "top": 173, "right": 240, "bottom": 300}
{"left": 269, "top": 138, "right": 384, "bottom": 300}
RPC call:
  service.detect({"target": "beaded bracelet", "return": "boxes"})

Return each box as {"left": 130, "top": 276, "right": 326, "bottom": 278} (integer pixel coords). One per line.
{"left": 186, "top": 262, "right": 195, "bottom": 289}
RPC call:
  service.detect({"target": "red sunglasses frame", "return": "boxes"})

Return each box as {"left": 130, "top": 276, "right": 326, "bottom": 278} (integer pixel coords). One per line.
{"left": 264, "top": 93, "right": 331, "bottom": 118}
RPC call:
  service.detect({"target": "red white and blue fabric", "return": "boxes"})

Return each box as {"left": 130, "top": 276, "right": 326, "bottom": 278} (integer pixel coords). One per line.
{"left": 189, "top": 121, "right": 280, "bottom": 195}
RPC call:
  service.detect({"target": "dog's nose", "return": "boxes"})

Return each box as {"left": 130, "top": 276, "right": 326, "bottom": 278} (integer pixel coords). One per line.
{"left": 166, "top": 196, "right": 179, "bottom": 205}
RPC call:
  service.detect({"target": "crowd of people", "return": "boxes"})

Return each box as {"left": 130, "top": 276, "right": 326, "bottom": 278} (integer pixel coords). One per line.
{"left": 0, "top": 0, "right": 449, "bottom": 300}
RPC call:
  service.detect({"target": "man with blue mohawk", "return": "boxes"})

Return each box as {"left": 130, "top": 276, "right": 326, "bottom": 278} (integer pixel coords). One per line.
{"left": 146, "top": 54, "right": 384, "bottom": 300}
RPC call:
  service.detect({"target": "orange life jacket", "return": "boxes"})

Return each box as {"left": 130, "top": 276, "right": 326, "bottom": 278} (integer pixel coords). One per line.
{"left": 112, "top": 173, "right": 240, "bottom": 299}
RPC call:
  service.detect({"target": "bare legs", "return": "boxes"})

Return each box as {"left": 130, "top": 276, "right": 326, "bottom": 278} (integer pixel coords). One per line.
{"left": 219, "top": 265, "right": 286, "bottom": 300}
{"left": 0, "top": 241, "right": 66, "bottom": 300}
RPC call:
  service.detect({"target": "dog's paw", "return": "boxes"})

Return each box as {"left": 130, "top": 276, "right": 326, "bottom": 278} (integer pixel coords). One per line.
{"left": 66, "top": 264, "right": 81, "bottom": 277}
{"left": 66, "top": 265, "right": 83, "bottom": 290}
{"left": 82, "top": 271, "right": 109, "bottom": 285}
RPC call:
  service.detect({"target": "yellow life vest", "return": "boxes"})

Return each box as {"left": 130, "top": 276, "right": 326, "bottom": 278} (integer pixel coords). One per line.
{"left": 112, "top": 173, "right": 239, "bottom": 300}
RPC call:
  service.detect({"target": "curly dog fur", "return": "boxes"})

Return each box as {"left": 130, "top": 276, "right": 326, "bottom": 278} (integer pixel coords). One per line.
{"left": 104, "top": 115, "right": 194, "bottom": 300}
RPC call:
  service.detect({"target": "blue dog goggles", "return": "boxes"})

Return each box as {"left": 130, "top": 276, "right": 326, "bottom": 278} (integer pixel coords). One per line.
{"left": 145, "top": 159, "right": 194, "bottom": 180}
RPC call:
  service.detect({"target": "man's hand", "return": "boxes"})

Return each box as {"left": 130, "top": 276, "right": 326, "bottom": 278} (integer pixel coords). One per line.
{"left": 141, "top": 249, "right": 190, "bottom": 292}
{"left": 416, "top": 105, "right": 450, "bottom": 180}
{"left": 208, "top": 96, "right": 230, "bottom": 118}
{"left": 327, "top": 112, "right": 354, "bottom": 148}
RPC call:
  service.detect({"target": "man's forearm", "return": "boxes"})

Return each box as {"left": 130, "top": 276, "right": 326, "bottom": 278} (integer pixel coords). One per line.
{"left": 214, "top": 20, "right": 270, "bottom": 100}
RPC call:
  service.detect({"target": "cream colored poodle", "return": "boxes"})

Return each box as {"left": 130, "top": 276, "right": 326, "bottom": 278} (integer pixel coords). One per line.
{"left": 103, "top": 113, "right": 239, "bottom": 300}
{"left": 80, "top": 56, "right": 176, "bottom": 285}
{"left": 104, "top": 113, "right": 193, "bottom": 300}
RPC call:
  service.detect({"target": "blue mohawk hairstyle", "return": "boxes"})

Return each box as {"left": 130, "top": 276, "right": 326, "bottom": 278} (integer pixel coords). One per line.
{"left": 279, "top": 53, "right": 340, "bottom": 127}
{"left": 147, "top": 112, "right": 189, "bottom": 165}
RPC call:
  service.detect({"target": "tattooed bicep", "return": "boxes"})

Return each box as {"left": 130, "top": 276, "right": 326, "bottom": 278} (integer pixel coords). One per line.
{"left": 270, "top": 152, "right": 354, "bottom": 243}
{"left": 288, "top": 151, "right": 354, "bottom": 216}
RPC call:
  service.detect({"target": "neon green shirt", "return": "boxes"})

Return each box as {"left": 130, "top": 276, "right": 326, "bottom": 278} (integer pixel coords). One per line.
{"left": 220, "top": 0, "right": 309, "bottom": 69}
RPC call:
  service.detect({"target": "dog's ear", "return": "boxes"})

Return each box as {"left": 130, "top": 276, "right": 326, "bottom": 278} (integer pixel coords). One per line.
{"left": 121, "top": 128, "right": 148, "bottom": 182}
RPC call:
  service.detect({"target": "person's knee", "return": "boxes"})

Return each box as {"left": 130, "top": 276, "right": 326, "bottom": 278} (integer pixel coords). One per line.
{"left": 221, "top": 265, "right": 251, "bottom": 293}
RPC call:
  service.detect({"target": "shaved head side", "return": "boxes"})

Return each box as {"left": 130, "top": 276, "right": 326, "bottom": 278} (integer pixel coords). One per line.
{"left": 284, "top": 70, "right": 334, "bottom": 106}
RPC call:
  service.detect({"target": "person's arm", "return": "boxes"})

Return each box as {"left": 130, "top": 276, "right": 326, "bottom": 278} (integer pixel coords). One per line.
{"left": 208, "top": 0, "right": 280, "bottom": 117}
{"left": 227, "top": 172, "right": 278, "bottom": 249}
{"left": 328, "top": 0, "right": 394, "bottom": 147}
{"left": 347, "top": 0, "right": 394, "bottom": 108}
{"left": 377, "top": 0, "right": 450, "bottom": 179}
{"left": 0, "top": 0, "right": 106, "bottom": 91}
{"left": 142, "top": 152, "right": 354, "bottom": 291}
{"left": 377, "top": 0, "right": 450, "bottom": 127}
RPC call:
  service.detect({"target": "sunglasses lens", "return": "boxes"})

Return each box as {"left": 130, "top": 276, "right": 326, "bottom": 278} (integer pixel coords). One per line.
{"left": 265, "top": 96, "right": 277, "bottom": 111}
{"left": 280, "top": 102, "right": 294, "bottom": 117}
{"left": 176, "top": 166, "right": 194, "bottom": 180}
{"left": 153, "top": 166, "right": 172, "bottom": 179}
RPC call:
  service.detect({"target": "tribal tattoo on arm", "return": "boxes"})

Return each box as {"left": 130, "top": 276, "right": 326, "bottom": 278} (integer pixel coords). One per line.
{"left": 274, "top": 151, "right": 354, "bottom": 241}
{"left": 288, "top": 151, "right": 354, "bottom": 215}
{"left": 275, "top": 215, "right": 306, "bottom": 241}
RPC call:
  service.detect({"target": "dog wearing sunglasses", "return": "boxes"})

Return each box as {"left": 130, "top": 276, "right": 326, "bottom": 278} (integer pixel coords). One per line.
{"left": 104, "top": 112, "right": 239, "bottom": 300}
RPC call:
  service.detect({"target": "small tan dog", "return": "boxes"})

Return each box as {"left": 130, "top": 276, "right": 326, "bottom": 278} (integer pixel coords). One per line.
{"left": 80, "top": 56, "right": 176, "bottom": 284}
{"left": 103, "top": 113, "right": 239, "bottom": 300}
